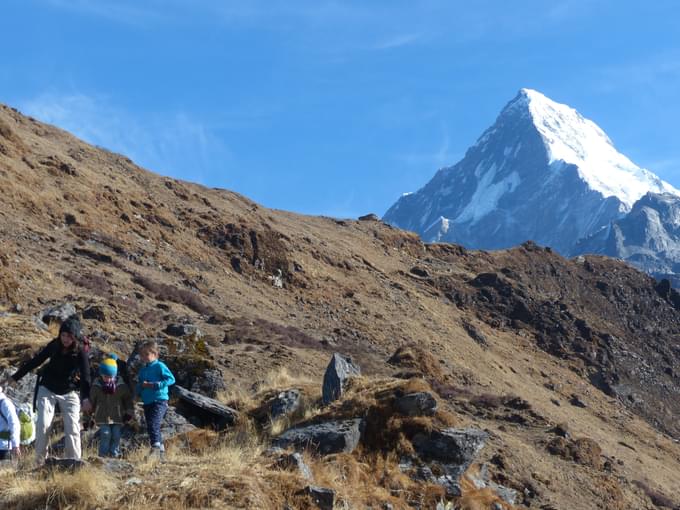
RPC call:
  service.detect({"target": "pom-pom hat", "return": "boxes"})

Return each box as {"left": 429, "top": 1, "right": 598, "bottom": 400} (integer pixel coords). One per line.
{"left": 100, "top": 358, "right": 118, "bottom": 377}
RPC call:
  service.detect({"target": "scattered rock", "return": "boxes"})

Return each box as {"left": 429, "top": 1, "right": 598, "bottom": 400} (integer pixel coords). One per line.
{"left": 548, "top": 423, "right": 570, "bottom": 438}
{"left": 412, "top": 427, "right": 488, "bottom": 465}
{"left": 410, "top": 266, "right": 430, "bottom": 278}
{"left": 569, "top": 395, "right": 587, "bottom": 408}
{"left": 164, "top": 323, "right": 202, "bottom": 339}
{"left": 40, "top": 303, "right": 76, "bottom": 324}
{"left": 270, "top": 389, "right": 302, "bottom": 420}
{"left": 467, "top": 464, "right": 518, "bottom": 506}
{"left": 410, "top": 427, "right": 489, "bottom": 495}
{"left": 358, "top": 213, "right": 380, "bottom": 221}
{"left": 271, "top": 269, "right": 284, "bottom": 288}
{"left": 173, "top": 385, "right": 239, "bottom": 430}
{"left": 273, "top": 419, "right": 363, "bottom": 455}
{"left": 83, "top": 305, "right": 105, "bottom": 321}
{"left": 322, "top": 353, "right": 361, "bottom": 405}
{"left": 273, "top": 452, "right": 313, "bottom": 480}
{"left": 395, "top": 392, "right": 437, "bottom": 416}
{"left": 44, "top": 457, "right": 87, "bottom": 470}
{"left": 298, "top": 486, "right": 335, "bottom": 510}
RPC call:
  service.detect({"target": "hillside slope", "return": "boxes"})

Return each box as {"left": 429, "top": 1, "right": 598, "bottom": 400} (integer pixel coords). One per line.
{"left": 0, "top": 103, "right": 679, "bottom": 509}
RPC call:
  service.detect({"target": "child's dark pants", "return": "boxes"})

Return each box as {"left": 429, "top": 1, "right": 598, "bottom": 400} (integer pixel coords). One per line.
{"left": 143, "top": 400, "right": 168, "bottom": 448}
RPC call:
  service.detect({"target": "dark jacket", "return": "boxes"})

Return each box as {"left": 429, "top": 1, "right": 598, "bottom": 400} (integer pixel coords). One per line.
{"left": 90, "top": 377, "right": 134, "bottom": 424}
{"left": 12, "top": 338, "right": 91, "bottom": 400}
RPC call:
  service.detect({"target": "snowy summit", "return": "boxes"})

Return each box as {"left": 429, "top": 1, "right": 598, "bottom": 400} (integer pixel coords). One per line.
{"left": 510, "top": 88, "right": 678, "bottom": 209}
{"left": 383, "top": 88, "right": 680, "bottom": 257}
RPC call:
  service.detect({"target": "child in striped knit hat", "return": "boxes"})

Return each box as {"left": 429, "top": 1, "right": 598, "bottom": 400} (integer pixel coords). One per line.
{"left": 90, "top": 355, "right": 134, "bottom": 457}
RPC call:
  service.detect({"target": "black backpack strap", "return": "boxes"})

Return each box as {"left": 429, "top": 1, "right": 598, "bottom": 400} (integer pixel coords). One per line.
{"left": 33, "top": 374, "right": 42, "bottom": 413}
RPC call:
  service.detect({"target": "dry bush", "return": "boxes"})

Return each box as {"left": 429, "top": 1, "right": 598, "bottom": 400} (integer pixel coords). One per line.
{"left": 66, "top": 270, "right": 113, "bottom": 296}
{"left": 0, "top": 465, "right": 117, "bottom": 510}
{"left": 132, "top": 274, "right": 213, "bottom": 315}
{"left": 223, "top": 317, "right": 326, "bottom": 351}
{"left": 633, "top": 480, "right": 677, "bottom": 509}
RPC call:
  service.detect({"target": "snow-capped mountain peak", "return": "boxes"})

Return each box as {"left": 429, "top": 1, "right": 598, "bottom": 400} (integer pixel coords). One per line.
{"left": 383, "top": 88, "right": 680, "bottom": 256}
{"left": 507, "top": 88, "right": 679, "bottom": 209}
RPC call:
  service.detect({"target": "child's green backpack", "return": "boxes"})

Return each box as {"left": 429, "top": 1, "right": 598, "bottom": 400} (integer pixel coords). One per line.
{"left": 0, "top": 401, "right": 35, "bottom": 445}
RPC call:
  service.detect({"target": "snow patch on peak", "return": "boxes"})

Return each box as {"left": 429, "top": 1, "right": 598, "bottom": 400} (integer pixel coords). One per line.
{"left": 515, "top": 88, "right": 680, "bottom": 208}
{"left": 455, "top": 167, "right": 521, "bottom": 224}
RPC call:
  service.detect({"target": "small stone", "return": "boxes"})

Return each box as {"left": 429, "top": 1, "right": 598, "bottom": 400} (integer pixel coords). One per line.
{"left": 270, "top": 389, "right": 302, "bottom": 420}
{"left": 83, "top": 305, "right": 106, "bottom": 321}
{"left": 274, "top": 452, "right": 313, "bottom": 480}
{"left": 358, "top": 213, "right": 380, "bottom": 221}
{"left": 569, "top": 395, "right": 587, "bottom": 408}
{"left": 395, "top": 392, "right": 438, "bottom": 416}
{"left": 298, "top": 486, "right": 335, "bottom": 510}
{"left": 164, "top": 323, "right": 202, "bottom": 338}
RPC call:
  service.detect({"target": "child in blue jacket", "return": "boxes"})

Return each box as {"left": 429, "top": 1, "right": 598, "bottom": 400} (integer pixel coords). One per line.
{"left": 136, "top": 340, "right": 175, "bottom": 457}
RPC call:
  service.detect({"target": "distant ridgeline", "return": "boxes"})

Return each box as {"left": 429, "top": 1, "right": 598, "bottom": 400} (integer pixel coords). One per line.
{"left": 383, "top": 89, "right": 680, "bottom": 285}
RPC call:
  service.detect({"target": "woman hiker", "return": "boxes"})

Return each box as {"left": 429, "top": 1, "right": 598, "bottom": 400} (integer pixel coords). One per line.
{"left": 1, "top": 316, "right": 91, "bottom": 464}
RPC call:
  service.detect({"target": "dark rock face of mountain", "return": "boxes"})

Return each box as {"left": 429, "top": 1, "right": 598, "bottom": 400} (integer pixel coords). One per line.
{"left": 575, "top": 193, "right": 680, "bottom": 284}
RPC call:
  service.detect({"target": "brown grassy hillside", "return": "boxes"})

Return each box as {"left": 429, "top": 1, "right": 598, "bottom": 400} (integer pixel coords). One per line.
{"left": 0, "top": 102, "right": 679, "bottom": 509}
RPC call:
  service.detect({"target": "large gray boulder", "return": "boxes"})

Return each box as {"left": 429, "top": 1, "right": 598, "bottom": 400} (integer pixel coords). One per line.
{"left": 322, "top": 353, "right": 360, "bottom": 405}
{"left": 412, "top": 427, "right": 488, "bottom": 464}
{"left": 173, "top": 385, "right": 239, "bottom": 430}
{"left": 40, "top": 303, "right": 77, "bottom": 324}
{"left": 410, "top": 427, "right": 489, "bottom": 496}
{"left": 273, "top": 419, "right": 363, "bottom": 455}
{"left": 0, "top": 367, "right": 37, "bottom": 406}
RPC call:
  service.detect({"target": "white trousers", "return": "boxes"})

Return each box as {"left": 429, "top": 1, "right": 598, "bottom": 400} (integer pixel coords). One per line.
{"left": 35, "top": 385, "right": 81, "bottom": 461}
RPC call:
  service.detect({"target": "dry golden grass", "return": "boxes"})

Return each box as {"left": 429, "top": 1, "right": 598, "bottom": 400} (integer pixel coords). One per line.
{"left": 0, "top": 314, "right": 51, "bottom": 368}
{"left": 0, "top": 463, "right": 118, "bottom": 510}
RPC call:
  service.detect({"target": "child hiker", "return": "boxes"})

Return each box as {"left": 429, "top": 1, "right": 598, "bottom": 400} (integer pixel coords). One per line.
{"left": 0, "top": 385, "right": 20, "bottom": 461}
{"left": 136, "top": 341, "right": 175, "bottom": 457}
{"left": 90, "top": 356, "right": 134, "bottom": 458}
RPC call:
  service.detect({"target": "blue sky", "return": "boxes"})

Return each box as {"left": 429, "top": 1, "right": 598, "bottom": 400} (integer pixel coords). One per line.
{"left": 3, "top": 1, "right": 680, "bottom": 218}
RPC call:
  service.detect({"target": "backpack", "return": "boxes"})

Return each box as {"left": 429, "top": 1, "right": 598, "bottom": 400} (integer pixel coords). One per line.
{"left": 0, "top": 399, "right": 35, "bottom": 444}
{"left": 17, "top": 403, "right": 35, "bottom": 445}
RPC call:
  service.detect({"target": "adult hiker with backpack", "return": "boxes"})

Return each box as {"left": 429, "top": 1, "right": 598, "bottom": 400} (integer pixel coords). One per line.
{"left": 1, "top": 316, "right": 91, "bottom": 464}
{"left": 0, "top": 385, "right": 21, "bottom": 460}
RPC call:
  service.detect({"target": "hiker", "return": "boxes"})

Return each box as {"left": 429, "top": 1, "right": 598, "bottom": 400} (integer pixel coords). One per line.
{"left": 90, "top": 356, "right": 134, "bottom": 458}
{"left": 136, "top": 340, "right": 175, "bottom": 457}
{"left": 1, "top": 316, "right": 91, "bottom": 463}
{"left": 0, "top": 385, "right": 20, "bottom": 460}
